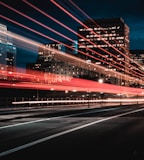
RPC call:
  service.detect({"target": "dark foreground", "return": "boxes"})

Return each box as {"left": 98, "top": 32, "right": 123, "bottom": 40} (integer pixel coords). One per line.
{"left": 1, "top": 104, "right": 144, "bottom": 160}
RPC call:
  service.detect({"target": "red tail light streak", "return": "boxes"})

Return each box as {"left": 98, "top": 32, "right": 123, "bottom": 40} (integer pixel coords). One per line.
{"left": 0, "top": 2, "right": 74, "bottom": 43}
{"left": 0, "top": 64, "right": 144, "bottom": 96}
{"left": 1, "top": 29, "right": 143, "bottom": 86}
{"left": 1, "top": 63, "right": 144, "bottom": 99}
{"left": 1, "top": 1, "right": 144, "bottom": 98}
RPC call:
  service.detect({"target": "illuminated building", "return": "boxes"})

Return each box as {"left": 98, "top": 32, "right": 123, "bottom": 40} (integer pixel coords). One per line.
{"left": 78, "top": 17, "right": 130, "bottom": 85}
{"left": 27, "top": 41, "right": 86, "bottom": 78}
{"left": 130, "top": 50, "right": 144, "bottom": 65}
{"left": 0, "top": 23, "right": 17, "bottom": 79}
{"left": 129, "top": 50, "right": 144, "bottom": 88}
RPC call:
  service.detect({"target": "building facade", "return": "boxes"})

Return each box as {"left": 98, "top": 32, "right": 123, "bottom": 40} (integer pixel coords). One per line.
{"left": 0, "top": 23, "right": 17, "bottom": 79}
{"left": 27, "top": 41, "right": 87, "bottom": 79}
{"left": 78, "top": 17, "right": 130, "bottom": 85}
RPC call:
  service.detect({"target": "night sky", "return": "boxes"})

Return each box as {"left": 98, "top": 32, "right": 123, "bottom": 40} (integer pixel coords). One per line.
{"left": 0, "top": 0, "right": 144, "bottom": 68}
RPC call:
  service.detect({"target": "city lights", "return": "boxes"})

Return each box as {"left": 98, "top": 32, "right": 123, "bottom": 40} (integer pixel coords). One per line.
{"left": 0, "top": 28, "right": 144, "bottom": 97}
{"left": 50, "top": 0, "right": 144, "bottom": 78}
{"left": 1, "top": 0, "right": 144, "bottom": 81}
{"left": 1, "top": 1, "right": 144, "bottom": 159}
{"left": 0, "top": 64, "right": 144, "bottom": 97}
{"left": 0, "top": 0, "right": 144, "bottom": 106}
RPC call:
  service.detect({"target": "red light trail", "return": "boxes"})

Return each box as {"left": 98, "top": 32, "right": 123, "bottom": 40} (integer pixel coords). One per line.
{"left": 0, "top": 64, "right": 143, "bottom": 97}
{"left": 1, "top": 30, "right": 142, "bottom": 86}
{"left": 15, "top": 0, "right": 144, "bottom": 80}
{"left": 0, "top": 69, "right": 144, "bottom": 96}
{"left": 50, "top": 0, "right": 144, "bottom": 77}
{"left": 0, "top": 17, "right": 130, "bottom": 81}
{"left": 0, "top": 16, "right": 133, "bottom": 83}
{"left": 1, "top": 1, "right": 143, "bottom": 80}
{"left": 0, "top": 2, "right": 74, "bottom": 43}
{"left": 0, "top": 0, "right": 144, "bottom": 97}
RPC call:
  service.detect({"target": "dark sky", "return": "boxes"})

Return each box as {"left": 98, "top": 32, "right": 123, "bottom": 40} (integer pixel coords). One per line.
{"left": 0, "top": 0, "right": 144, "bottom": 67}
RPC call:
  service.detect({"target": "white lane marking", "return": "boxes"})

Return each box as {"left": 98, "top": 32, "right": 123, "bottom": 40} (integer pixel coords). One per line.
{"left": 0, "top": 107, "right": 144, "bottom": 157}
{"left": 0, "top": 117, "right": 56, "bottom": 130}
{"left": 0, "top": 107, "right": 120, "bottom": 130}
{"left": 0, "top": 111, "right": 86, "bottom": 130}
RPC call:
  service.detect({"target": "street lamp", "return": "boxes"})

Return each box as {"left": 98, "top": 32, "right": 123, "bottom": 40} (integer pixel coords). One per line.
{"left": 98, "top": 78, "right": 103, "bottom": 83}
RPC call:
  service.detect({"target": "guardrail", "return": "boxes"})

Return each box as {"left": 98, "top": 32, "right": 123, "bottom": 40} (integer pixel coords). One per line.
{"left": 12, "top": 98, "right": 144, "bottom": 105}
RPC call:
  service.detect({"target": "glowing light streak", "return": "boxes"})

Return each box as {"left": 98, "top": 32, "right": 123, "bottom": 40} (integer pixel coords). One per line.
{"left": 68, "top": 0, "right": 136, "bottom": 63}
{"left": 0, "top": 31, "right": 120, "bottom": 82}
{"left": 1, "top": 1, "right": 144, "bottom": 106}
{"left": 0, "top": 9, "right": 125, "bottom": 76}
{"left": 12, "top": 98, "right": 144, "bottom": 105}
{"left": 0, "top": 65, "right": 143, "bottom": 96}
{"left": 22, "top": 0, "right": 77, "bottom": 35}
{"left": 0, "top": 15, "right": 63, "bottom": 45}
{"left": 1, "top": 30, "right": 42, "bottom": 51}
{"left": 0, "top": 76, "right": 144, "bottom": 96}
{"left": 1, "top": 3, "right": 143, "bottom": 83}
{"left": 1, "top": 1, "right": 143, "bottom": 82}
{"left": 0, "top": 15, "right": 79, "bottom": 55}
{"left": 1, "top": 15, "right": 114, "bottom": 75}
{"left": 1, "top": 0, "right": 143, "bottom": 80}
{"left": 0, "top": 67, "right": 144, "bottom": 99}
{"left": 21, "top": 1, "right": 143, "bottom": 79}
{"left": 0, "top": 65, "right": 73, "bottom": 84}
{"left": 0, "top": 2, "right": 74, "bottom": 42}
{"left": 1, "top": 28, "right": 143, "bottom": 86}
{"left": 64, "top": 0, "right": 143, "bottom": 70}
{"left": 68, "top": 0, "right": 91, "bottom": 20}
{"left": 68, "top": 0, "right": 129, "bottom": 53}
{"left": 50, "top": 0, "right": 144, "bottom": 77}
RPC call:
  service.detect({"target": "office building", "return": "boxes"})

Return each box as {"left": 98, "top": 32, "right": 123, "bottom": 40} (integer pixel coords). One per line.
{"left": 78, "top": 17, "right": 130, "bottom": 85}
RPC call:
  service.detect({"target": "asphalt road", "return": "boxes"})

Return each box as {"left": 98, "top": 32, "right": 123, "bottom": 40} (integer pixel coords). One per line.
{"left": 1, "top": 104, "right": 144, "bottom": 160}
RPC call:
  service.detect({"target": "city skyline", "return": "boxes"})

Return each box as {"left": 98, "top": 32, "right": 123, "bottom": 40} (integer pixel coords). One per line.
{"left": 0, "top": 0, "right": 144, "bottom": 50}
{"left": 1, "top": 0, "right": 144, "bottom": 106}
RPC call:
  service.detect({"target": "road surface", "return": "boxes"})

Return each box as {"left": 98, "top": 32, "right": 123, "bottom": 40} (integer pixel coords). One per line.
{"left": 1, "top": 104, "right": 144, "bottom": 159}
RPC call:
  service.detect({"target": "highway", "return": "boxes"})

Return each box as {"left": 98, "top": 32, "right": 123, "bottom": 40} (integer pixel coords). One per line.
{"left": 1, "top": 104, "right": 144, "bottom": 159}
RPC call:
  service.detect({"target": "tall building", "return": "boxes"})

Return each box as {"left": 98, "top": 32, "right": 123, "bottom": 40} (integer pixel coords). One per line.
{"left": 78, "top": 17, "right": 130, "bottom": 85}
{"left": 0, "top": 23, "right": 17, "bottom": 79}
